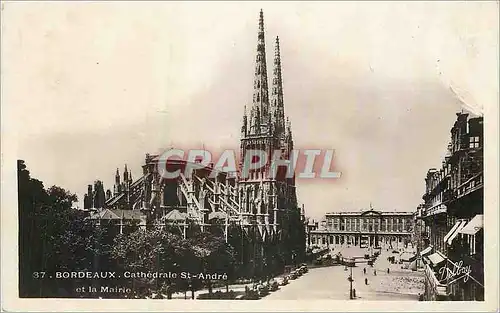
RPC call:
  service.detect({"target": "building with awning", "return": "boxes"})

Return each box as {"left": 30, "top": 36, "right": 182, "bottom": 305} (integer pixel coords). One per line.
{"left": 400, "top": 251, "right": 417, "bottom": 262}
{"left": 427, "top": 251, "right": 446, "bottom": 267}
{"left": 416, "top": 112, "right": 484, "bottom": 301}
{"left": 420, "top": 245, "right": 432, "bottom": 257}
{"left": 458, "top": 215, "right": 483, "bottom": 235}
{"left": 424, "top": 263, "right": 448, "bottom": 300}
{"left": 444, "top": 220, "right": 463, "bottom": 243}
{"left": 445, "top": 220, "right": 468, "bottom": 246}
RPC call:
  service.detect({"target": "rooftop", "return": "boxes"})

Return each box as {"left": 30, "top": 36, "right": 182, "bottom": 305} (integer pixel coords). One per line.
{"left": 325, "top": 209, "right": 414, "bottom": 216}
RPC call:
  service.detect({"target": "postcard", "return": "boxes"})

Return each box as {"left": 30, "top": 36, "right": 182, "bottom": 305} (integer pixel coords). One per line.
{"left": 1, "top": 1, "right": 498, "bottom": 311}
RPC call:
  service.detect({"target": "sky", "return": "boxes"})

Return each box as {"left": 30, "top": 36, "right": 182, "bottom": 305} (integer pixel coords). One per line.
{"left": 2, "top": 1, "right": 498, "bottom": 220}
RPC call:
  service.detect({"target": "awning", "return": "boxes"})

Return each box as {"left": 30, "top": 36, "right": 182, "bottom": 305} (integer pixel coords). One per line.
{"left": 447, "top": 220, "right": 467, "bottom": 245}
{"left": 443, "top": 221, "right": 463, "bottom": 243}
{"left": 409, "top": 254, "right": 418, "bottom": 262}
{"left": 420, "top": 245, "right": 433, "bottom": 256}
{"left": 459, "top": 215, "right": 484, "bottom": 235}
{"left": 428, "top": 252, "right": 446, "bottom": 266}
{"left": 400, "top": 252, "right": 417, "bottom": 262}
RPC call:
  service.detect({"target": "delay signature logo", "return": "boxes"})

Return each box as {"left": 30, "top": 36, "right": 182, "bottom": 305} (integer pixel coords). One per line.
{"left": 438, "top": 260, "right": 472, "bottom": 284}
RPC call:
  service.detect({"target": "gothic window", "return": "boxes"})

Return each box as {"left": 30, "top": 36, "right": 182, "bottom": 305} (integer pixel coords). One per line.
{"left": 246, "top": 191, "right": 250, "bottom": 213}
{"left": 257, "top": 80, "right": 260, "bottom": 88}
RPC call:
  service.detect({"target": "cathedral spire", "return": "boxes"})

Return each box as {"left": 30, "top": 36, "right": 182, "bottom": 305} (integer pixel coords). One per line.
{"left": 115, "top": 168, "right": 120, "bottom": 185}
{"left": 249, "top": 9, "right": 270, "bottom": 135}
{"left": 114, "top": 168, "right": 121, "bottom": 195}
{"left": 271, "top": 36, "right": 286, "bottom": 135}
{"left": 241, "top": 104, "right": 248, "bottom": 137}
{"left": 124, "top": 164, "right": 129, "bottom": 183}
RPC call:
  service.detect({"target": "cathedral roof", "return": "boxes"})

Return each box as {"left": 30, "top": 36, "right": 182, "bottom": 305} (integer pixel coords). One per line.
{"left": 208, "top": 211, "right": 227, "bottom": 220}
{"left": 162, "top": 209, "right": 187, "bottom": 221}
{"left": 89, "top": 209, "right": 145, "bottom": 220}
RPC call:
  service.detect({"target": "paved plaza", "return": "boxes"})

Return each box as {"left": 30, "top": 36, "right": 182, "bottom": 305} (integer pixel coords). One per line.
{"left": 264, "top": 250, "right": 424, "bottom": 300}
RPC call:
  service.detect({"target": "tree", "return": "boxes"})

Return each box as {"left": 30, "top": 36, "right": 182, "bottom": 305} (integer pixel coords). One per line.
{"left": 18, "top": 160, "right": 105, "bottom": 297}
{"left": 111, "top": 228, "right": 192, "bottom": 298}
{"left": 18, "top": 160, "right": 49, "bottom": 297}
{"left": 187, "top": 231, "right": 236, "bottom": 294}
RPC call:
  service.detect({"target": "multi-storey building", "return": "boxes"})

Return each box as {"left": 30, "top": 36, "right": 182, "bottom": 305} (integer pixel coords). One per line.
{"left": 308, "top": 207, "right": 414, "bottom": 250}
{"left": 85, "top": 11, "right": 307, "bottom": 278}
{"left": 417, "top": 112, "right": 483, "bottom": 301}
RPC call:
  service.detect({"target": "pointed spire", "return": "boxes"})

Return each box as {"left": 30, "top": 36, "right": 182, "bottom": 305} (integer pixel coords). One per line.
{"left": 249, "top": 9, "right": 270, "bottom": 135}
{"left": 241, "top": 104, "right": 248, "bottom": 136}
{"left": 115, "top": 168, "right": 120, "bottom": 184}
{"left": 271, "top": 36, "right": 286, "bottom": 136}
{"left": 124, "top": 164, "right": 129, "bottom": 182}
{"left": 115, "top": 168, "right": 121, "bottom": 194}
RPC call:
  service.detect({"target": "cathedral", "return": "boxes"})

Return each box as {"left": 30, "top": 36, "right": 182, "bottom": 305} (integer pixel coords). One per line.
{"left": 85, "top": 10, "right": 306, "bottom": 277}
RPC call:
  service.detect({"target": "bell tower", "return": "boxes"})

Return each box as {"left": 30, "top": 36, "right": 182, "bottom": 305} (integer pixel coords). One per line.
{"left": 238, "top": 10, "right": 304, "bottom": 270}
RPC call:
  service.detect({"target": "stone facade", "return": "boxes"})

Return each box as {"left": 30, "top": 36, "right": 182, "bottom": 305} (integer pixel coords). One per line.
{"left": 309, "top": 208, "right": 414, "bottom": 250}
{"left": 85, "top": 10, "right": 307, "bottom": 276}
{"left": 417, "top": 112, "right": 484, "bottom": 301}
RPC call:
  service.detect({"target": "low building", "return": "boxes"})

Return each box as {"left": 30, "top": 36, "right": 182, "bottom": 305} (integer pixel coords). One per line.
{"left": 309, "top": 207, "right": 414, "bottom": 250}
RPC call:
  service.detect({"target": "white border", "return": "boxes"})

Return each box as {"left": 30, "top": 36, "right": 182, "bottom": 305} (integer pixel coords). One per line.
{"left": 1, "top": 1, "right": 498, "bottom": 311}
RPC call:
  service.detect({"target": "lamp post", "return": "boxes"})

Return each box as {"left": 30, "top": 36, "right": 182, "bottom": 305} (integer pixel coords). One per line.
{"left": 349, "top": 265, "right": 353, "bottom": 299}
{"left": 347, "top": 258, "right": 354, "bottom": 299}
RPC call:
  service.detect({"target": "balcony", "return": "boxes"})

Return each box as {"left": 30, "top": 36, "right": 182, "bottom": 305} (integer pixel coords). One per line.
{"left": 424, "top": 203, "right": 447, "bottom": 217}
{"left": 456, "top": 172, "right": 483, "bottom": 200}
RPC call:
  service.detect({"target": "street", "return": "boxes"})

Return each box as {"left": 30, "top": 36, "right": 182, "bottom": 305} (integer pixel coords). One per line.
{"left": 168, "top": 249, "right": 425, "bottom": 300}
{"left": 264, "top": 250, "right": 424, "bottom": 300}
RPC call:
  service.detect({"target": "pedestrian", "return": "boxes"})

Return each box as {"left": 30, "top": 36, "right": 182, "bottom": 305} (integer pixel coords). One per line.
{"left": 353, "top": 289, "right": 356, "bottom": 298}
{"left": 363, "top": 267, "right": 366, "bottom": 274}
{"left": 387, "top": 268, "right": 390, "bottom": 274}
{"left": 374, "top": 269, "right": 377, "bottom": 276}
{"left": 364, "top": 278, "right": 368, "bottom": 285}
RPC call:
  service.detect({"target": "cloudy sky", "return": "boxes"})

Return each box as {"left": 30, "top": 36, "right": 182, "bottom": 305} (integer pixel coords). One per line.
{"left": 2, "top": 2, "right": 498, "bottom": 220}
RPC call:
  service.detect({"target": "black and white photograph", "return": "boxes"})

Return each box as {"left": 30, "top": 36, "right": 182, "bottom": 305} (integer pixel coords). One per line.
{"left": 1, "top": 1, "right": 498, "bottom": 311}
